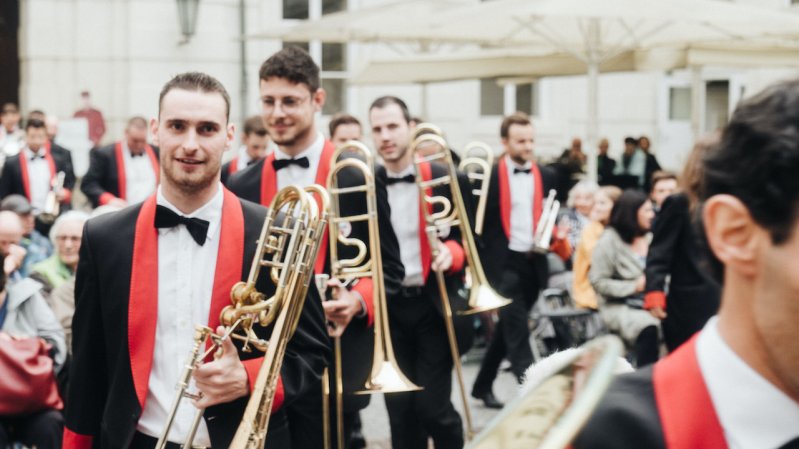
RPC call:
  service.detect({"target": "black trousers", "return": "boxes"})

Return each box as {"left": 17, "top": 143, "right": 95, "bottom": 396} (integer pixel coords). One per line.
{"left": 0, "top": 409, "right": 63, "bottom": 449}
{"left": 384, "top": 289, "right": 464, "bottom": 449}
{"left": 473, "top": 251, "right": 541, "bottom": 393}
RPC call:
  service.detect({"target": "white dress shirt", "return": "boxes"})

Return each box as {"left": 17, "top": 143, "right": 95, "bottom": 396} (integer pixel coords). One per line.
{"left": 274, "top": 132, "right": 324, "bottom": 190}
{"left": 123, "top": 142, "right": 157, "bottom": 205}
{"left": 24, "top": 147, "right": 52, "bottom": 213}
{"left": 136, "top": 185, "right": 224, "bottom": 445}
{"left": 506, "top": 157, "right": 535, "bottom": 252}
{"left": 696, "top": 317, "right": 799, "bottom": 449}
{"left": 386, "top": 165, "right": 425, "bottom": 287}
{"left": 235, "top": 145, "right": 253, "bottom": 168}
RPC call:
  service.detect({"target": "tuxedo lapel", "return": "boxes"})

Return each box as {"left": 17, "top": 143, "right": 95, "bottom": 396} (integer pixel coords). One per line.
{"left": 114, "top": 142, "right": 127, "bottom": 200}
{"left": 259, "top": 152, "right": 278, "bottom": 207}
{"left": 312, "top": 141, "right": 335, "bottom": 274}
{"left": 417, "top": 160, "right": 433, "bottom": 282}
{"left": 18, "top": 153, "right": 31, "bottom": 201}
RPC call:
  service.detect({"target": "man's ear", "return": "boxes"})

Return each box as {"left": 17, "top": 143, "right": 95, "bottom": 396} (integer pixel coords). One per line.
{"left": 313, "top": 88, "right": 326, "bottom": 113}
{"left": 150, "top": 118, "right": 159, "bottom": 146}
{"left": 703, "top": 194, "right": 761, "bottom": 277}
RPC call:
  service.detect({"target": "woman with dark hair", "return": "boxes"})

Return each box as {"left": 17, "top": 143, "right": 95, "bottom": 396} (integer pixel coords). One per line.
{"left": 589, "top": 189, "right": 660, "bottom": 366}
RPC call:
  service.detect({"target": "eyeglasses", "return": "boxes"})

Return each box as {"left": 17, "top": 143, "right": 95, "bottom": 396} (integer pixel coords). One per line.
{"left": 261, "top": 96, "right": 310, "bottom": 114}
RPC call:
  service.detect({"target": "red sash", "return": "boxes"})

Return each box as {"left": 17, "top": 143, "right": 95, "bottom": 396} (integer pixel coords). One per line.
{"left": 497, "top": 154, "right": 544, "bottom": 240}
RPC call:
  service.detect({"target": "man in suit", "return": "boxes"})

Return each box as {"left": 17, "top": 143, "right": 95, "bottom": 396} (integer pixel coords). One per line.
{"left": 81, "top": 116, "right": 160, "bottom": 208}
{"left": 574, "top": 78, "right": 799, "bottom": 449}
{"left": 0, "top": 118, "right": 76, "bottom": 232}
{"left": 369, "top": 95, "right": 474, "bottom": 449}
{"left": 471, "top": 112, "right": 563, "bottom": 409}
{"left": 328, "top": 112, "right": 362, "bottom": 147}
{"left": 227, "top": 46, "right": 404, "bottom": 449}
{"left": 221, "top": 115, "right": 270, "bottom": 186}
{"left": 63, "top": 72, "right": 329, "bottom": 449}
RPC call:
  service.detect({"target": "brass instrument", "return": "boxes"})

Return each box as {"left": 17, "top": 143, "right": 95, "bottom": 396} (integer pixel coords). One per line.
{"left": 457, "top": 142, "right": 495, "bottom": 236}
{"left": 326, "top": 141, "right": 421, "bottom": 402}
{"left": 532, "top": 189, "right": 560, "bottom": 254}
{"left": 155, "top": 184, "right": 328, "bottom": 449}
{"left": 410, "top": 132, "right": 511, "bottom": 440}
{"left": 467, "top": 335, "right": 623, "bottom": 449}
{"left": 39, "top": 171, "right": 65, "bottom": 224}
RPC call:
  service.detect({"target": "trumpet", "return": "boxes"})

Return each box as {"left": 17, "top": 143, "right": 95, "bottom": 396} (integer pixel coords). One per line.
{"left": 327, "top": 141, "right": 421, "bottom": 398}
{"left": 458, "top": 142, "right": 495, "bottom": 236}
{"left": 410, "top": 130, "right": 511, "bottom": 440}
{"left": 155, "top": 184, "right": 328, "bottom": 449}
{"left": 39, "top": 171, "right": 65, "bottom": 224}
{"left": 532, "top": 189, "right": 560, "bottom": 254}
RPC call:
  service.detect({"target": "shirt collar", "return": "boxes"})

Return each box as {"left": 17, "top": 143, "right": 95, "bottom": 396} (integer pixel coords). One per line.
{"left": 697, "top": 317, "right": 799, "bottom": 449}
{"left": 505, "top": 155, "right": 532, "bottom": 172}
{"left": 386, "top": 163, "right": 415, "bottom": 179}
{"left": 274, "top": 132, "right": 324, "bottom": 163}
{"left": 155, "top": 184, "right": 224, "bottom": 242}
{"left": 24, "top": 147, "right": 46, "bottom": 159}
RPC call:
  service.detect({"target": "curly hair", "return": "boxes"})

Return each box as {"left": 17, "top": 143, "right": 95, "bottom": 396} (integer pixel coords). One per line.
{"left": 259, "top": 46, "right": 320, "bottom": 93}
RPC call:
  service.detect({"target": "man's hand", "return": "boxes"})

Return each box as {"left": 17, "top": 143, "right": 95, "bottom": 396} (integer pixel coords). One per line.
{"left": 192, "top": 326, "right": 249, "bottom": 408}
{"left": 431, "top": 241, "right": 453, "bottom": 273}
{"left": 322, "top": 278, "right": 363, "bottom": 337}
{"left": 649, "top": 307, "right": 667, "bottom": 320}
{"left": 107, "top": 198, "right": 128, "bottom": 209}
{"left": 4, "top": 244, "right": 26, "bottom": 275}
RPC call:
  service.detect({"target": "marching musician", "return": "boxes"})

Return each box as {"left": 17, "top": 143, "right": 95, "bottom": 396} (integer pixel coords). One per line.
{"left": 81, "top": 116, "right": 160, "bottom": 209}
{"left": 368, "top": 96, "right": 473, "bottom": 449}
{"left": 227, "top": 47, "right": 404, "bottom": 448}
{"left": 573, "top": 77, "right": 799, "bottom": 449}
{"left": 63, "top": 72, "right": 330, "bottom": 449}
{"left": 471, "top": 112, "right": 565, "bottom": 409}
{"left": 220, "top": 115, "right": 270, "bottom": 186}
{"left": 328, "top": 112, "right": 363, "bottom": 147}
{"left": 0, "top": 118, "right": 76, "bottom": 233}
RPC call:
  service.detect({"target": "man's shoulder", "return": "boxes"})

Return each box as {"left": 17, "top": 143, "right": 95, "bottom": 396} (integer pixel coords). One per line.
{"left": 92, "top": 142, "right": 117, "bottom": 157}
{"left": 572, "top": 367, "right": 666, "bottom": 449}
{"left": 228, "top": 158, "right": 264, "bottom": 189}
{"left": 238, "top": 196, "right": 268, "bottom": 221}
{"left": 84, "top": 203, "right": 143, "bottom": 241}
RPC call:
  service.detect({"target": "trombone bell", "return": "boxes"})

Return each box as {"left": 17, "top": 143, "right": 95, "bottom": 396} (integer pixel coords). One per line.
{"left": 355, "top": 359, "right": 422, "bottom": 395}
{"left": 459, "top": 284, "right": 512, "bottom": 316}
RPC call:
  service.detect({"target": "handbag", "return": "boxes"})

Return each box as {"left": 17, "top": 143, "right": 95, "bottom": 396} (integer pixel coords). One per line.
{"left": 0, "top": 332, "right": 63, "bottom": 415}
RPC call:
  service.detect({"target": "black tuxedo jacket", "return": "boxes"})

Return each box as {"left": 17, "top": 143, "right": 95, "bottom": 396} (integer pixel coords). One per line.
{"left": 0, "top": 141, "right": 76, "bottom": 207}
{"left": 227, "top": 141, "right": 405, "bottom": 411}
{"left": 64, "top": 190, "right": 329, "bottom": 449}
{"left": 81, "top": 142, "right": 160, "bottom": 207}
{"left": 478, "top": 155, "right": 558, "bottom": 290}
{"left": 645, "top": 193, "right": 720, "bottom": 351}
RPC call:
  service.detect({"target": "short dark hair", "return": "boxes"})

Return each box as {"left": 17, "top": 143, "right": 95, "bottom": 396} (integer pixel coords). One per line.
{"left": 369, "top": 96, "right": 411, "bottom": 123}
{"left": 259, "top": 46, "right": 320, "bottom": 93}
{"left": 127, "top": 116, "right": 148, "bottom": 129}
{"left": 328, "top": 113, "right": 361, "bottom": 138}
{"left": 701, "top": 78, "right": 799, "bottom": 245}
{"left": 650, "top": 170, "right": 677, "bottom": 192}
{"left": 25, "top": 118, "right": 46, "bottom": 132}
{"left": 27, "top": 110, "right": 46, "bottom": 121}
{"left": 624, "top": 137, "right": 638, "bottom": 146}
{"left": 158, "top": 72, "right": 231, "bottom": 121}
{"left": 243, "top": 115, "right": 267, "bottom": 137}
{"left": 500, "top": 112, "right": 531, "bottom": 139}
{"left": 609, "top": 189, "right": 650, "bottom": 243}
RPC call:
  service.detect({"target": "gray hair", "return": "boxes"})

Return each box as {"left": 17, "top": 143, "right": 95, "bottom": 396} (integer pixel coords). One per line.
{"left": 49, "top": 210, "right": 90, "bottom": 244}
{"left": 566, "top": 180, "right": 600, "bottom": 209}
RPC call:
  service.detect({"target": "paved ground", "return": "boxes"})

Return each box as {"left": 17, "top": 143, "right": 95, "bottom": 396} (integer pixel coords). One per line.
{"left": 358, "top": 348, "right": 522, "bottom": 448}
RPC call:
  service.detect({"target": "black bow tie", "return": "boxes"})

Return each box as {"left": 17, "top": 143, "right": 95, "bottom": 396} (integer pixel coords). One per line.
{"left": 130, "top": 151, "right": 145, "bottom": 158}
{"left": 154, "top": 205, "right": 209, "bottom": 246}
{"left": 514, "top": 167, "right": 531, "bottom": 174}
{"left": 29, "top": 152, "right": 45, "bottom": 160}
{"left": 386, "top": 174, "right": 416, "bottom": 185}
{"left": 272, "top": 156, "right": 310, "bottom": 171}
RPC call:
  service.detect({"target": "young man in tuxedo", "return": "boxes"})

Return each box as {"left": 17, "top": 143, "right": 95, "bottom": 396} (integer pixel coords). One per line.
{"left": 0, "top": 118, "right": 76, "bottom": 231}
{"left": 63, "top": 72, "right": 329, "bottom": 449}
{"left": 328, "top": 112, "right": 362, "bottom": 147}
{"left": 369, "top": 95, "right": 474, "bottom": 449}
{"left": 220, "top": 115, "right": 270, "bottom": 186}
{"left": 470, "top": 112, "right": 562, "bottom": 409}
{"left": 81, "top": 116, "right": 160, "bottom": 208}
{"left": 574, "top": 78, "right": 799, "bottom": 449}
{"left": 227, "top": 46, "right": 403, "bottom": 449}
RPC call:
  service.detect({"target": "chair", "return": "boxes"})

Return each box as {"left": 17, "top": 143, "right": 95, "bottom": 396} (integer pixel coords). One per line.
{"left": 529, "top": 287, "right": 606, "bottom": 362}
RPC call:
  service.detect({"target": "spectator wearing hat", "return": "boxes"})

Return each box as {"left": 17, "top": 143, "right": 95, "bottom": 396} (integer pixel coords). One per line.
{"left": 0, "top": 195, "right": 53, "bottom": 277}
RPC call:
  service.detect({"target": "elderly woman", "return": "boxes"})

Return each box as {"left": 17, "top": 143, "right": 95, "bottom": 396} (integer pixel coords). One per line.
{"left": 0, "top": 252, "right": 66, "bottom": 449}
{"left": 589, "top": 189, "right": 660, "bottom": 367}
{"left": 30, "top": 211, "right": 89, "bottom": 293}
{"left": 558, "top": 180, "right": 599, "bottom": 252}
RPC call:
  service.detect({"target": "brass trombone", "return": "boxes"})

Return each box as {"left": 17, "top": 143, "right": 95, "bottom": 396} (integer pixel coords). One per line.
{"left": 326, "top": 141, "right": 421, "bottom": 400}
{"left": 532, "top": 189, "right": 560, "bottom": 254}
{"left": 410, "top": 131, "right": 511, "bottom": 440}
{"left": 155, "top": 184, "right": 328, "bottom": 449}
{"left": 458, "top": 142, "right": 495, "bottom": 236}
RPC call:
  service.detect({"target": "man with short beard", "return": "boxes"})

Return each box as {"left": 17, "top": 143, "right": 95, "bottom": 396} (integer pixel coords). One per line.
{"left": 63, "top": 72, "right": 329, "bottom": 449}
{"left": 228, "top": 46, "right": 404, "bottom": 449}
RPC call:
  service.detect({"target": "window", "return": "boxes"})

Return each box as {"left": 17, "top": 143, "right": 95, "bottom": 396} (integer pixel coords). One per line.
{"left": 322, "top": 43, "right": 345, "bottom": 71}
{"left": 322, "top": 79, "right": 345, "bottom": 115}
{"left": 283, "top": 0, "right": 309, "bottom": 19}
{"left": 669, "top": 87, "right": 691, "bottom": 121}
{"left": 322, "top": 0, "right": 347, "bottom": 15}
{"left": 480, "top": 78, "right": 504, "bottom": 116}
{"left": 515, "top": 82, "right": 539, "bottom": 116}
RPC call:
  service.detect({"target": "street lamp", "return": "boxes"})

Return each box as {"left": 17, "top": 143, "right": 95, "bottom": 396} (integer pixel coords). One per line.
{"left": 176, "top": 0, "right": 200, "bottom": 44}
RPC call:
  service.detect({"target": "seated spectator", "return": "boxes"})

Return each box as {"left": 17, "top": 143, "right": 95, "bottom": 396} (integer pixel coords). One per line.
{"left": 572, "top": 186, "right": 622, "bottom": 310}
{"left": 1, "top": 194, "right": 53, "bottom": 277}
{"left": 589, "top": 189, "right": 660, "bottom": 367}
{"left": 649, "top": 170, "right": 678, "bottom": 213}
{"left": 0, "top": 210, "right": 28, "bottom": 279}
{"left": 29, "top": 211, "right": 88, "bottom": 294}
{"left": 558, "top": 180, "right": 599, "bottom": 252}
{"left": 0, "top": 252, "right": 66, "bottom": 449}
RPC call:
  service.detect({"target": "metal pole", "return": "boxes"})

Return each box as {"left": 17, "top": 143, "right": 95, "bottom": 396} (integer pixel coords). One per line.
{"left": 239, "top": 0, "right": 248, "bottom": 123}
